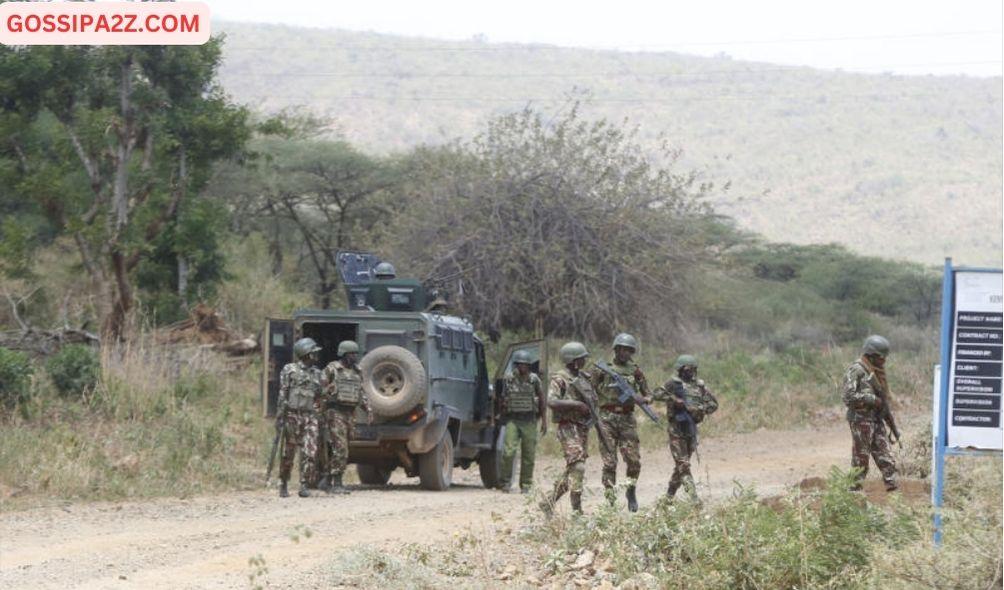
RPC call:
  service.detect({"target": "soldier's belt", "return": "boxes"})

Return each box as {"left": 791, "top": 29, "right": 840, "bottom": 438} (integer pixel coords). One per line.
{"left": 285, "top": 407, "right": 316, "bottom": 414}
{"left": 503, "top": 412, "right": 537, "bottom": 422}
{"left": 325, "top": 401, "right": 358, "bottom": 411}
{"left": 600, "top": 404, "right": 633, "bottom": 414}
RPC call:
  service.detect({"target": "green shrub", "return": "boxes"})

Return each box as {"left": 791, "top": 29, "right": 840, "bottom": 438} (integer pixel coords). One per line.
{"left": 533, "top": 470, "right": 918, "bottom": 589}
{"left": 46, "top": 344, "right": 100, "bottom": 398}
{"left": 0, "top": 347, "right": 33, "bottom": 407}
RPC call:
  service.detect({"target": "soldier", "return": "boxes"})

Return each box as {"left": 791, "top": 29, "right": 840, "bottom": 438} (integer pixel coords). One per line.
{"left": 540, "top": 342, "right": 597, "bottom": 515}
{"left": 591, "top": 333, "right": 651, "bottom": 512}
{"left": 320, "top": 340, "right": 373, "bottom": 494}
{"left": 497, "top": 350, "right": 547, "bottom": 493}
{"left": 652, "top": 355, "right": 718, "bottom": 502}
{"left": 373, "top": 262, "right": 396, "bottom": 280}
{"left": 843, "top": 335, "right": 898, "bottom": 491}
{"left": 277, "top": 337, "right": 324, "bottom": 498}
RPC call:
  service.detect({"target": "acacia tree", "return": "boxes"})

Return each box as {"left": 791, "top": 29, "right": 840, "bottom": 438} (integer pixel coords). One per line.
{"left": 0, "top": 43, "right": 249, "bottom": 338}
{"left": 206, "top": 135, "right": 399, "bottom": 308}
{"left": 388, "top": 105, "right": 722, "bottom": 341}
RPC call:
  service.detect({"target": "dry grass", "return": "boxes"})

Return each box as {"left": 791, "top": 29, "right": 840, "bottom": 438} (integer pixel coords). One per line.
{"left": 0, "top": 335, "right": 269, "bottom": 510}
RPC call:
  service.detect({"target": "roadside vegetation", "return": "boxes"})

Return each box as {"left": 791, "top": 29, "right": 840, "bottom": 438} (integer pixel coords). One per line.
{"left": 310, "top": 460, "right": 1001, "bottom": 589}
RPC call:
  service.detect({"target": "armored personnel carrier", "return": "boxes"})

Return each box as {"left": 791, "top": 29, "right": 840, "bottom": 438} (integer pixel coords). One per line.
{"left": 262, "top": 252, "right": 545, "bottom": 490}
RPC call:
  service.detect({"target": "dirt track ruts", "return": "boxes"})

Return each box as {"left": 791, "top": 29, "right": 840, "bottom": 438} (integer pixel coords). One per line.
{"left": 1, "top": 424, "right": 857, "bottom": 589}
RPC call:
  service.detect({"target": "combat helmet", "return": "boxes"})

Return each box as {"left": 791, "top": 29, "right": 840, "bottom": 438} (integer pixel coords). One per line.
{"left": 559, "top": 341, "right": 590, "bottom": 364}
{"left": 373, "top": 262, "right": 396, "bottom": 279}
{"left": 673, "top": 354, "right": 698, "bottom": 371}
{"left": 338, "top": 340, "right": 360, "bottom": 356}
{"left": 612, "top": 333, "right": 638, "bottom": 351}
{"left": 862, "top": 335, "right": 890, "bottom": 358}
{"left": 293, "top": 337, "right": 322, "bottom": 360}
{"left": 513, "top": 349, "right": 534, "bottom": 365}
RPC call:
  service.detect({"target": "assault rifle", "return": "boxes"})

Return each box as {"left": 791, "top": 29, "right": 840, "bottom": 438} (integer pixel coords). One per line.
{"left": 593, "top": 361, "right": 661, "bottom": 424}
{"left": 876, "top": 387, "right": 902, "bottom": 447}
{"left": 264, "top": 413, "right": 284, "bottom": 486}
{"left": 574, "top": 380, "right": 614, "bottom": 455}
{"left": 669, "top": 382, "right": 699, "bottom": 443}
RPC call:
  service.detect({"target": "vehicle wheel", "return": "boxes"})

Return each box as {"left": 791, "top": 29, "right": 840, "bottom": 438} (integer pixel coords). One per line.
{"left": 359, "top": 345, "right": 428, "bottom": 418}
{"left": 418, "top": 434, "right": 454, "bottom": 491}
{"left": 356, "top": 463, "right": 394, "bottom": 486}
{"left": 478, "top": 445, "right": 502, "bottom": 489}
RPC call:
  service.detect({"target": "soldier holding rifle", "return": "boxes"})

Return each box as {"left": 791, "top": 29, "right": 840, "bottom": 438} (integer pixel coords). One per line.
{"left": 540, "top": 342, "right": 612, "bottom": 515}
{"left": 843, "top": 335, "right": 899, "bottom": 492}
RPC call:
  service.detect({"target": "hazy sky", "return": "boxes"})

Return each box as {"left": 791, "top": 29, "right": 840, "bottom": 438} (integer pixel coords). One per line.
{"left": 202, "top": 0, "right": 1003, "bottom": 76}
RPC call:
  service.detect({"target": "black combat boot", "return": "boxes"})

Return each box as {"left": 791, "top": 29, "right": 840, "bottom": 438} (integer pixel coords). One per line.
{"left": 330, "top": 473, "right": 350, "bottom": 495}
{"left": 279, "top": 480, "right": 289, "bottom": 498}
{"left": 317, "top": 475, "right": 332, "bottom": 493}
{"left": 298, "top": 482, "right": 311, "bottom": 498}
{"left": 666, "top": 481, "right": 679, "bottom": 499}
{"left": 570, "top": 492, "right": 583, "bottom": 515}
{"left": 626, "top": 486, "right": 639, "bottom": 512}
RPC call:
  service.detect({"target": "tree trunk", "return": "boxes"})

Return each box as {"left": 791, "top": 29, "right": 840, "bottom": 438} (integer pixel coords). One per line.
{"left": 178, "top": 256, "right": 189, "bottom": 301}
{"left": 104, "top": 250, "right": 134, "bottom": 340}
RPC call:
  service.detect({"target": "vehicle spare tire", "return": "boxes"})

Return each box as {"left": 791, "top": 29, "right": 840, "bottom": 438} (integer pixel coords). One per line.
{"left": 359, "top": 345, "right": 428, "bottom": 418}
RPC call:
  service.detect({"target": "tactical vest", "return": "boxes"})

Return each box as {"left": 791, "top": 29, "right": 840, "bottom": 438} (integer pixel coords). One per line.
{"left": 285, "top": 363, "right": 320, "bottom": 411}
{"left": 505, "top": 374, "right": 539, "bottom": 414}
{"left": 552, "top": 370, "right": 596, "bottom": 425}
{"left": 595, "top": 360, "right": 639, "bottom": 406}
{"left": 332, "top": 365, "right": 363, "bottom": 406}
{"left": 845, "top": 361, "right": 882, "bottom": 419}
{"left": 673, "top": 379, "right": 700, "bottom": 420}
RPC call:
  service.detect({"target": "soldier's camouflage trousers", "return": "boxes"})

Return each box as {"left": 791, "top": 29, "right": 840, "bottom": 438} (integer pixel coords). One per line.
{"left": 667, "top": 429, "right": 697, "bottom": 500}
{"left": 597, "top": 411, "right": 641, "bottom": 489}
{"left": 499, "top": 418, "right": 538, "bottom": 490}
{"left": 550, "top": 421, "right": 589, "bottom": 500}
{"left": 849, "top": 417, "right": 897, "bottom": 487}
{"left": 279, "top": 410, "right": 319, "bottom": 484}
{"left": 325, "top": 407, "right": 356, "bottom": 477}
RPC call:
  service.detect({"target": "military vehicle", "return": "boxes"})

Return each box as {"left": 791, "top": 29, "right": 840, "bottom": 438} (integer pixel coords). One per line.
{"left": 262, "top": 252, "right": 546, "bottom": 490}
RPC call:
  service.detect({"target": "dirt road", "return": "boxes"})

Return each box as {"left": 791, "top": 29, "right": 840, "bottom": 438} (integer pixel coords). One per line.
{"left": 1, "top": 425, "right": 857, "bottom": 589}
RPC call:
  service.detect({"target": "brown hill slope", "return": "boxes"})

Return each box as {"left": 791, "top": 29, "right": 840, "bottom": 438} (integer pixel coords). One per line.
{"left": 216, "top": 21, "right": 1003, "bottom": 266}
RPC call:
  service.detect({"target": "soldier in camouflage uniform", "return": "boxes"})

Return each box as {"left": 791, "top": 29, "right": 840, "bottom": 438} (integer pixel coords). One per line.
{"left": 497, "top": 350, "right": 547, "bottom": 493}
{"left": 278, "top": 337, "right": 324, "bottom": 498}
{"left": 843, "top": 335, "right": 898, "bottom": 491}
{"left": 319, "top": 340, "right": 373, "bottom": 494}
{"left": 591, "top": 333, "right": 651, "bottom": 512}
{"left": 540, "top": 342, "right": 597, "bottom": 515}
{"left": 652, "top": 355, "right": 719, "bottom": 502}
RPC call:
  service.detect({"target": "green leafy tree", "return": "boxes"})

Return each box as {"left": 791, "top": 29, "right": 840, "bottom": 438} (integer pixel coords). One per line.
{"left": 206, "top": 133, "right": 399, "bottom": 308}
{"left": 0, "top": 42, "right": 250, "bottom": 338}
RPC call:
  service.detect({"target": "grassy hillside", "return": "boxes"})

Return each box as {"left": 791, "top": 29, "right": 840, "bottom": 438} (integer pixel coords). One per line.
{"left": 215, "top": 21, "right": 1002, "bottom": 266}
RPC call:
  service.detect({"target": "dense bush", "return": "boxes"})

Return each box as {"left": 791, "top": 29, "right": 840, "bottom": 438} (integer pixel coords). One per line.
{"left": 46, "top": 344, "right": 100, "bottom": 398}
{"left": 0, "top": 347, "right": 33, "bottom": 407}
{"left": 386, "top": 105, "right": 720, "bottom": 341}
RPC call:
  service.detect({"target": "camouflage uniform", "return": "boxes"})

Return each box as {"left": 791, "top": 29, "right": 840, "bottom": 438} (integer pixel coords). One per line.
{"left": 843, "top": 359, "right": 897, "bottom": 489}
{"left": 320, "top": 360, "right": 372, "bottom": 479}
{"left": 499, "top": 371, "right": 543, "bottom": 491}
{"left": 278, "top": 360, "right": 322, "bottom": 486}
{"left": 547, "top": 368, "right": 594, "bottom": 501}
{"left": 652, "top": 376, "right": 719, "bottom": 500}
{"left": 591, "top": 360, "right": 644, "bottom": 489}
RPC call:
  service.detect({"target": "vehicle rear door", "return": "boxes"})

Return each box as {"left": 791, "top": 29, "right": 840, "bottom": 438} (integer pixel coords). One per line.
{"left": 492, "top": 339, "right": 548, "bottom": 421}
{"left": 262, "top": 318, "right": 294, "bottom": 417}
